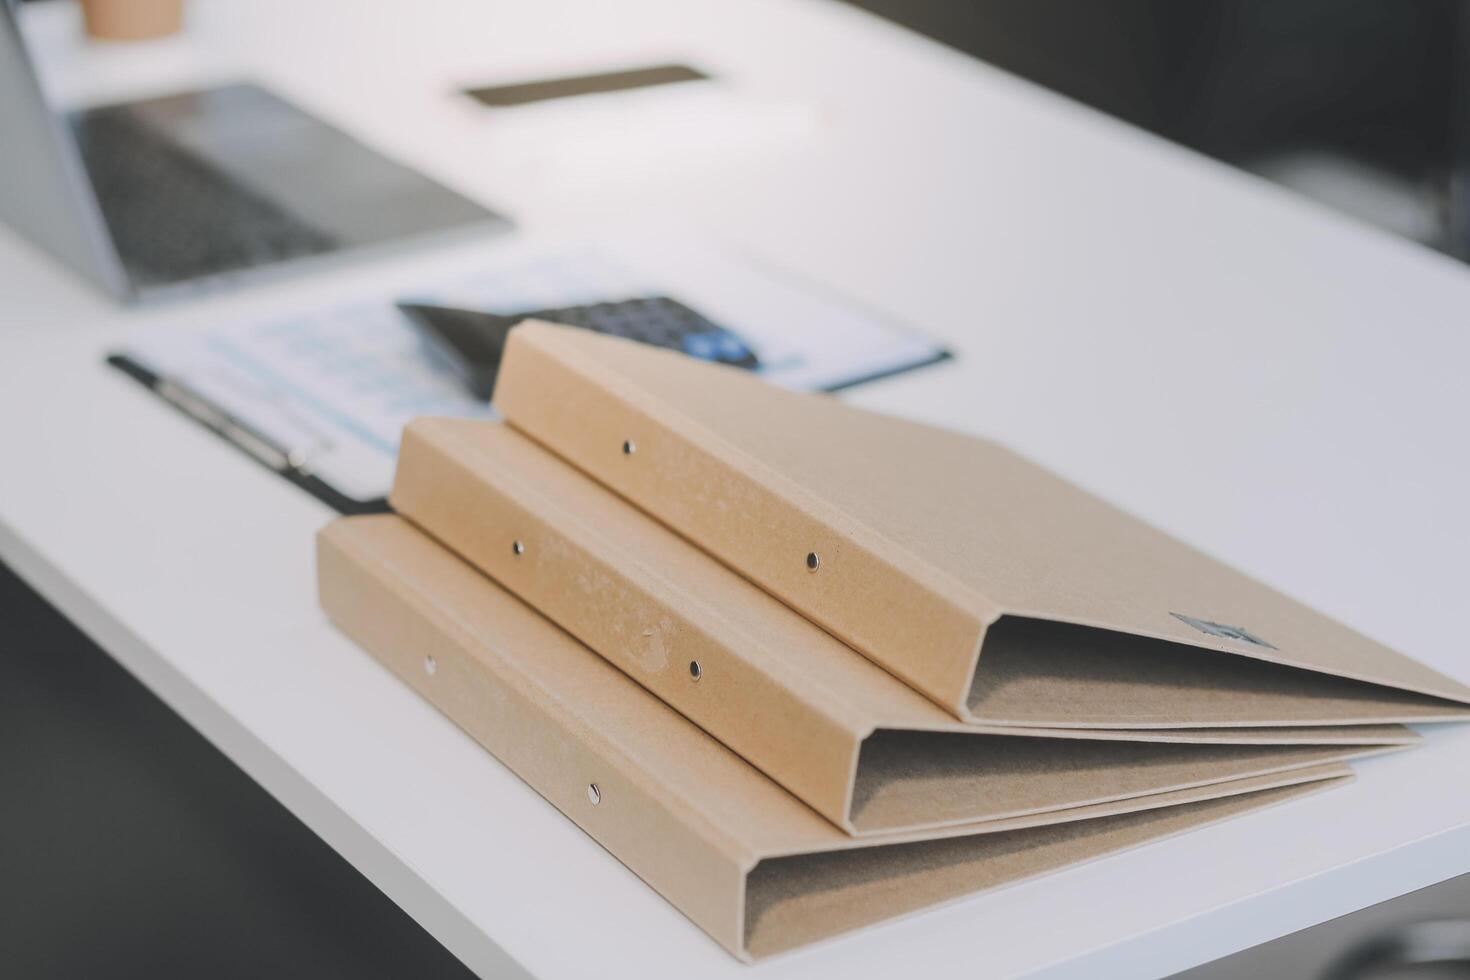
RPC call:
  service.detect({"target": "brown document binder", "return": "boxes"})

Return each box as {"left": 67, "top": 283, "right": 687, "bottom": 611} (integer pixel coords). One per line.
{"left": 317, "top": 514, "right": 1352, "bottom": 961}
{"left": 492, "top": 322, "right": 1470, "bottom": 728}
{"left": 391, "top": 418, "right": 1404, "bottom": 834}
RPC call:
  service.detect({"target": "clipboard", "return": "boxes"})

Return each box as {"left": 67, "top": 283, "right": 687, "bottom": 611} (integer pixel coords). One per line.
{"left": 107, "top": 353, "right": 390, "bottom": 515}
{"left": 105, "top": 234, "right": 948, "bottom": 513}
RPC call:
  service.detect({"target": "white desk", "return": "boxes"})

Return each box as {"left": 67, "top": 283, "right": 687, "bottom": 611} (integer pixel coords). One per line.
{"left": 4, "top": 1, "right": 1470, "bottom": 977}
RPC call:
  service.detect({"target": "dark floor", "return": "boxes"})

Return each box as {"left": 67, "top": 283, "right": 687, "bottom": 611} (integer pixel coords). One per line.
{"left": 0, "top": 559, "right": 476, "bottom": 980}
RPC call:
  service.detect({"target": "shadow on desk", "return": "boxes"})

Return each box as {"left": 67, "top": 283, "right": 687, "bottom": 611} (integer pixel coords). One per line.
{"left": 0, "top": 561, "right": 476, "bottom": 980}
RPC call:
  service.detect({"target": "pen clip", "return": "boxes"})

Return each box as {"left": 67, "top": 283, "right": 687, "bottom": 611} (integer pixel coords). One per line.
{"left": 156, "top": 378, "right": 310, "bottom": 475}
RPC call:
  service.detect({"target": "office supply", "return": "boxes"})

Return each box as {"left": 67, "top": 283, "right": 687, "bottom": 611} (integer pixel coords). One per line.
{"left": 398, "top": 295, "right": 757, "bottom": 401}
{"left": 469, "top": 62, "right": 815, "bottom": 185}
{"left": 493, "top": 323, "right": 1470, "bottom": 728}
{"left": 0, "top": 4, "right": 507, "bottom": 300}
{"left": 317, "top": 512, "right": 1352, "bottom": 962}
{"left": 105, "top": 353, "right": 387, "bottom": 515}
{"left": 392, "top": 416, "right": 1409, "bottom": 834}
{"left": 465, "top": 65, "right": 710, "bottom": 108}
{"left": 112, "top": 234, "right": 946, "bottom": 508}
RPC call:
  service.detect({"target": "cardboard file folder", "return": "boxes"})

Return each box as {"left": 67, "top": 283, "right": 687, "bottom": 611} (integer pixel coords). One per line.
{"left": 392, "top": 417, "right": 1407, "bottom": 834}
{"left": 317, "top": 514, "right": 1352, "bottom": 962}
{"left": 492, "top": 322, "right": 1470, "bottom": 728}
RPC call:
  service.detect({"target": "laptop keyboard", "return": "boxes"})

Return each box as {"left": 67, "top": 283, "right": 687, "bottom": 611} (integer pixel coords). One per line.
{"left": 70, "top": 104, "right": 338, "bottom": 289}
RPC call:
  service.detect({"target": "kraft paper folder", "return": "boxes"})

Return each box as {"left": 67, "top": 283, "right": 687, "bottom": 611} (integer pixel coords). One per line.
{"left": 318, "top": 515, "right": 1351, "bottom": 962}
{"left": 391, "top": 417, "right": 1409, "bottom": 835}
{"left": 492, "top": 322, "right": 1470, "bottom": 729}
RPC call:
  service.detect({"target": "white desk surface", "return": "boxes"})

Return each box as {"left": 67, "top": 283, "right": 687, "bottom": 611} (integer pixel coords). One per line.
{"left": 4, "top": 1, "right": 1470, "bottom": 977}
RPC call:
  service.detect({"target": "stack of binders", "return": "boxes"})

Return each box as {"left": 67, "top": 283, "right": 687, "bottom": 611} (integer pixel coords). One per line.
{"left": 318, "top": 322, "right": 1470, "bottom": 962}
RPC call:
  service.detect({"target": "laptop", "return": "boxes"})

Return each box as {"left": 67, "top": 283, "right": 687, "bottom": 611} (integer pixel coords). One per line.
{"left": 0, "top": 1, "right": 511, "bottom": 302}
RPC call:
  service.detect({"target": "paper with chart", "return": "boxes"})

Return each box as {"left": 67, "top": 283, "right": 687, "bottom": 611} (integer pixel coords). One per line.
{"left": 116, "top": 234, "right": 947, "bottom": 503}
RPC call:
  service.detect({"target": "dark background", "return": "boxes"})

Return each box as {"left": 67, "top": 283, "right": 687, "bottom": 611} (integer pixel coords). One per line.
{"left": 851, "top": 0, "right": 1456, "bottom": 177}
{"left": 0, "top": 561, "right": 476, "bottom": 980}
{"left": 4, "top": 2, "right": 1466, "bottom": 977}
{"left": 844, "top": 0, "right": 1466, "bottom": 254}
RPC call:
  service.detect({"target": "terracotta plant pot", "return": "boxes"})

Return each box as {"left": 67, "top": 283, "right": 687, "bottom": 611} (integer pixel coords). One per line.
{"left": 80, "top": 0, "right": 185, "bottom": 41}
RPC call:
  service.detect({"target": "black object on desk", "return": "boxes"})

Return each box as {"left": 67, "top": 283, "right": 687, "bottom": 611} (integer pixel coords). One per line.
{"left": 398, "top": 295, "right": 760, "bottom": 401}
{"left": 464, "top": 64, "right": 709, "bottom": 108}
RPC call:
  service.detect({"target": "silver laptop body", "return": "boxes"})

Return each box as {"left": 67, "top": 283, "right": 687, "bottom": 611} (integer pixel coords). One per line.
{"left": 0, "top": 1, "right": 510, "bottom": 302}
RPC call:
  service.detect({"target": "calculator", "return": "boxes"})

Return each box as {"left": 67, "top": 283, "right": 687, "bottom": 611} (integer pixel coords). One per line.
{"left": 398, "top": 295, "right": 760, "bottom": 400}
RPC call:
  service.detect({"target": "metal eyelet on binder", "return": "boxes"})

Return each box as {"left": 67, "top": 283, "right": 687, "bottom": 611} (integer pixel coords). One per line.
{"left": 587, "top": 783, "right": 602, "bottom": 805}
{"left": 424, "top": 655, "right": 437, "bottom": 676}
{"left": 689, "top": 660, "right": 702, "bottom": 681}
{"left": 806, "top": 552, "right": 820, "bottom": 571}
{"left": 512, "top": 540, "right": 525, "bottom": 556}
{"left": 622, "top": 439, "right": 636, "bottom": 455}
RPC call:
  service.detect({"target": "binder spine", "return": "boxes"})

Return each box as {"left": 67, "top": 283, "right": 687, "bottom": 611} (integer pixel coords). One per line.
{"left": 494, "top": 325, "right": 999, "bottom": 716}
{"left": 392, "top": 424, "right": 864, "bottom": 830}
{"left": 316, "top": 523, "right": 751, "bottom": 956}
